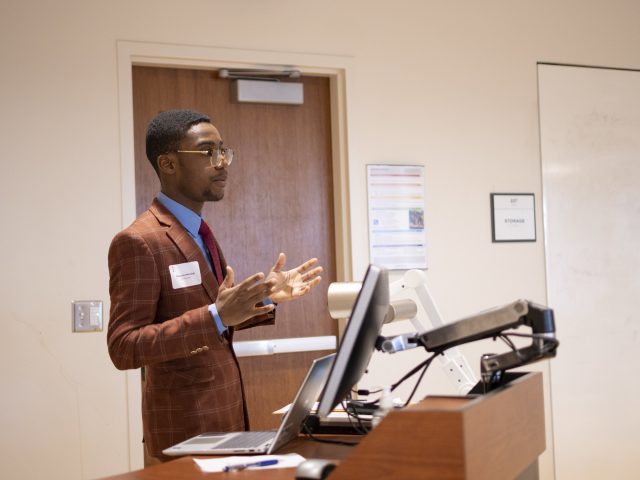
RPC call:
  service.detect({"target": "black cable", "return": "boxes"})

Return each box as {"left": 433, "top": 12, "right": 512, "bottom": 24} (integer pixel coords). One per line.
{"left": 496, "top": 334, "right": 528, "bottom": 361}
{"left": 302, "top": 423, "right": 360, "bottom": 445}
{"left": 342, "top": 401, "right": 370, "bottom": 435}
{"left": 495, "top": 331, "right": 561, "bottom": 362}
{"left": 352, "top": 387, "right": 382, "bottom": 396}
{"left": 389, "top": 357, "right": 432, "bottom": 393}
{"left": 498, "top": 334, "right": 518, "bottom": 352}
{"left": 500, "top": 331, "right": 560, "bottom": 353}
{"left": 350, "top": 352, "right": 442, "bottom": 408}
{"left": 403, "top": 351, "right": 439, "bottom": 407}
{"left": 502, "top": 331, "right": 560, "bottom": 343}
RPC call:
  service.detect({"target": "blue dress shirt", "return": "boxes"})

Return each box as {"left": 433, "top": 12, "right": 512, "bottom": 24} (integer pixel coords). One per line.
{"left": 157, "top": 192, "right": 227, "bottom": 335}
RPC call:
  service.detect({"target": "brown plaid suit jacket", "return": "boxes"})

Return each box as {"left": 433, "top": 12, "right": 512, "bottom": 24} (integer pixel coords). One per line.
{"left": 107, "top": 199, "right": 274, "bottom": 457}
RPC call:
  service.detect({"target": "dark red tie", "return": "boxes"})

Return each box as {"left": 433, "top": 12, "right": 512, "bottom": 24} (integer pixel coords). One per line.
{"left": 199, "top": 220, "right": 225, "bottom": 284}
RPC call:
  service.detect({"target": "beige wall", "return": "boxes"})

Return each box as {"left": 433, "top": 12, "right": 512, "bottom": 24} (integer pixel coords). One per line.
{"left": 1, "top": 1, "right": 639, "bottom": 479}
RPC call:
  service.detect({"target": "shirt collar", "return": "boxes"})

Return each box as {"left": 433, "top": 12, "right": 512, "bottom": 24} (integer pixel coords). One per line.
{"left": 157, "top": 192, "right": 202, "bottom": 237}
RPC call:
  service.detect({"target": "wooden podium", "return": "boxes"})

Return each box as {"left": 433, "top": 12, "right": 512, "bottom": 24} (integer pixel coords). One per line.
{"left": 98, "top": 372, "right": 545, "bottom": 480}
{"left": 330, "top": 371, "right": 545, "bottom": 480}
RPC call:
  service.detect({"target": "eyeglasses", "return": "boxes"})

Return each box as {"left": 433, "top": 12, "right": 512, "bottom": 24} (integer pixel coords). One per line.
{"left": 176, "top": 145, "right": 234, "bottom": 168}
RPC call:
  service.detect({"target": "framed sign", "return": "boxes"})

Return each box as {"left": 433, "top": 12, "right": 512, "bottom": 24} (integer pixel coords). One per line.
{"left": 491, "top": 193, "right": 536, "bottom": 242}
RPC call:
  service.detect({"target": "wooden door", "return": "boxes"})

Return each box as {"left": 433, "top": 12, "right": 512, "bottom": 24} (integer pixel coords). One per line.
{"left": 132, "top": 66, "right": 337, "bottom": 429}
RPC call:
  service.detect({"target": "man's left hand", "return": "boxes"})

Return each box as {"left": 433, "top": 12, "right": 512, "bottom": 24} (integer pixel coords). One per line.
{"left": 267, "top": 253, "right": 323, "bottom": 303}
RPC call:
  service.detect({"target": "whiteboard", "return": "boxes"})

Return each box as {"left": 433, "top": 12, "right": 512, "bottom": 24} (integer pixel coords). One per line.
{"left": 539, "top": 64, "right": 640, "bottom": 479}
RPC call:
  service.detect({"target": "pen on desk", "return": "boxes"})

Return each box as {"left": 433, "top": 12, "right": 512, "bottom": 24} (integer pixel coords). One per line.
{"left": 223, "top": 459, "right": 279, "bottom": 472}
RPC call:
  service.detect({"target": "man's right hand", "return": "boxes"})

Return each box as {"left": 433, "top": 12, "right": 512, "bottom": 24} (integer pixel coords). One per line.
{"left": 215, "top": 266, "right": 276, "bottom": 327}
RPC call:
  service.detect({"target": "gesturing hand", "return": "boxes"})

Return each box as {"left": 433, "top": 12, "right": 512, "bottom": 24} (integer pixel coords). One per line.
{"left": 266, "top": 253, "right": 323, "bottom": 303}
{"left": 215, "top": 266, "right": 276, "bottom": 327}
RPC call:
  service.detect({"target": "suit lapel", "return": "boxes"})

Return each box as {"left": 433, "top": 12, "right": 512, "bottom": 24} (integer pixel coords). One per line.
{"left": 149, "top": 199, "right": 219, "bottom": 303}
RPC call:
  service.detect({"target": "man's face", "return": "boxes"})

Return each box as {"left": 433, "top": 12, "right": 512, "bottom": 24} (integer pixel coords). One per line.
{"left": 173, "top": 122, "right": 228, "bottom": 204}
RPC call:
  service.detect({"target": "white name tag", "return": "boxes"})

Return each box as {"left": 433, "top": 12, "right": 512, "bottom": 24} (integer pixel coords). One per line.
{"left": 169, "top": 261, "right": 202, "bottom": 289}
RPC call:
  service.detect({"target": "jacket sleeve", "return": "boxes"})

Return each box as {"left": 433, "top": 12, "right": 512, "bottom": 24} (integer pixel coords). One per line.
{"left": 106, "top": 230, "right": 225, "bottom": 370}
{"left": 234, "top": 307, "right": 276, "bottom": 331}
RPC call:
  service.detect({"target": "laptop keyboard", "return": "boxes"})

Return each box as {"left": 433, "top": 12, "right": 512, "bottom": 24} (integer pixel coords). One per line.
{"left": 216, "top": 431, "right": 275, "bottom": 449}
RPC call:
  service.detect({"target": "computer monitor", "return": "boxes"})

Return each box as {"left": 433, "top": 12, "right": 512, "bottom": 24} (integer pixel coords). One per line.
{"left": 317, "top": 264, "right": 389, "bottom": 417}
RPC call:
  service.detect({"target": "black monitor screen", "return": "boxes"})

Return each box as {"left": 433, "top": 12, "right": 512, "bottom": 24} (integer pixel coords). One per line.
{"left": 317, "top": 264, "right": 389, "bottom": 417}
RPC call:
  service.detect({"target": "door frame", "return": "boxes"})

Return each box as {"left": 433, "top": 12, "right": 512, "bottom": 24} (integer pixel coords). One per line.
{"left": 116, "top": 40, "right": 354, "bottom": 470}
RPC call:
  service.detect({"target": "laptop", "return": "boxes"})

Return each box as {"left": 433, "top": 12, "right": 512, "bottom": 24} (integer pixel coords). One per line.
{"left": 162, "top": 353, "right": 335, "bottom": 456}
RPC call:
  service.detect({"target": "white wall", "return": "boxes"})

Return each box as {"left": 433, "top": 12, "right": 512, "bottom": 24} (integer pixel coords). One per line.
{"left": 539, "top": 65, "right": 640, "bottom": 480}
{"left": 1, "top": 1, "right": 639, "bottom": 479}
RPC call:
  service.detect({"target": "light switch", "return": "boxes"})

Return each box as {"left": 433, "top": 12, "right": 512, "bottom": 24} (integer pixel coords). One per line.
{"left": 72, "top": 300, "right": 103, "bottom": 332}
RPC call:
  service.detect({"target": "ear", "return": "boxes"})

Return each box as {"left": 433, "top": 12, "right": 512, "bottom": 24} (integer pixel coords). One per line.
{"left": 157, "top": 153, "right": 177, "bottom": 175}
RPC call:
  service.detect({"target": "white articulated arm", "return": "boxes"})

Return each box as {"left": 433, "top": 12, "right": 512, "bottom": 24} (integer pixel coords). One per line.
{"left": 389, "top": 270, "right": 477, "bottom": 394}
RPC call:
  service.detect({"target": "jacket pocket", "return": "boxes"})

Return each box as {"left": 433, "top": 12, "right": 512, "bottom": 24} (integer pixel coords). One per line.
{"left": 146, "top": 364, "right": 215, "bottom": 389}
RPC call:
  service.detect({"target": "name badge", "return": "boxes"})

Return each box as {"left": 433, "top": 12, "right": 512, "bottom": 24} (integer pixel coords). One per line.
{"left": 169, "top": 261, "right": 202, "bottom": 289}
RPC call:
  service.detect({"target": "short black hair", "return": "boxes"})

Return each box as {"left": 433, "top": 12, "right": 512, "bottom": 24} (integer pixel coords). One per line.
{"left": 145, "top": 109, "right": 211, "bottom": 174}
